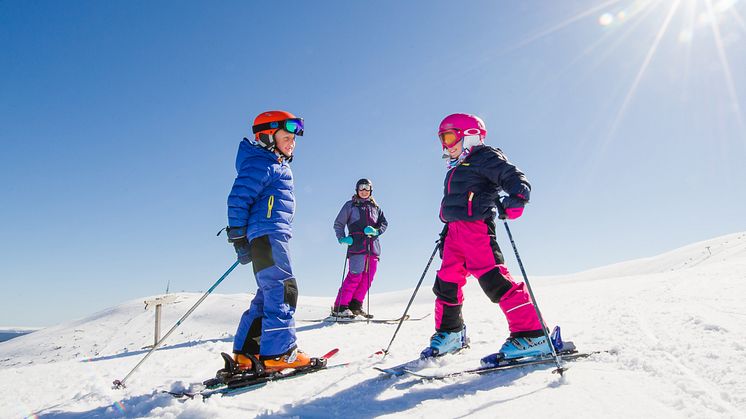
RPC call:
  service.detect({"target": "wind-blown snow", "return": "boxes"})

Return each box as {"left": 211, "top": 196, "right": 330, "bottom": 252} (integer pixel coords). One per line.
{"left": 2, "top": 232, "right": 745, "bottom": 418}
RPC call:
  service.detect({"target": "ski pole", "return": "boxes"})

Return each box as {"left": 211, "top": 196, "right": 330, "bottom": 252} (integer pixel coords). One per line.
{"left": 497, "top": 206, "right": 565, "bottom": 375}
{"left": 112, "top": 260, "right": 240, "bottom": 389}
{"left": 366, "top": 255, "right": 371, "bottom": 325}
{"left": 381, "top": 241, "right": 439, "bottom": 360}
{"left": 365, "top": 252, "right": 371, "bottom": 325}
{"left": 334, "top": 253, "right": 347, "bottom": 315}
{"left": 340, "top": 253, "right": 348, "bottom": 287}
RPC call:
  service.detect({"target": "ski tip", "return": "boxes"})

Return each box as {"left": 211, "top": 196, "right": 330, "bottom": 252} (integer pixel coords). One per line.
{"left": 321, "top": 348, "right": 340, "bottom": 359}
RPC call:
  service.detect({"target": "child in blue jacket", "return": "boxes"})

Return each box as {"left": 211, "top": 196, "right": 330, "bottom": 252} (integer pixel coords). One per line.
{"left": 225, "top": 110, "right": 312, "bottom": 373}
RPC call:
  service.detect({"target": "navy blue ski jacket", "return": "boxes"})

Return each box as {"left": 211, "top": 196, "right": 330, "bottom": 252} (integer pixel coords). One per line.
{"left": 439, "top": 145, "right": 531, "bottom": 222}
{"left": 227, "top": 139, "right": 295, "bottom": 240}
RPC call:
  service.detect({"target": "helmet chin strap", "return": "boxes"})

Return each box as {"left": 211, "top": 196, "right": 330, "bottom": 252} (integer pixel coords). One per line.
{"left": 257, "top": 133, "right": 276, "bottom": 150}
{"left": 275, "top": 149, "right": 293, "bottom": 163}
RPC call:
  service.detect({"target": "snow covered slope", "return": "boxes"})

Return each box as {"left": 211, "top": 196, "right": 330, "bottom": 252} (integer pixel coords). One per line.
{"left": 2, "top": 232, "right": 745, "bottom": 418}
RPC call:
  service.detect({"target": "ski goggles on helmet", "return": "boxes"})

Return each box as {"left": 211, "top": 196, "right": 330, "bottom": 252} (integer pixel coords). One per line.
{"left": 438, "top": 129, "right": 463, "bottom": 148}
{"left": 252, "top": 118, "right": 304, "bottom": 136}
{"left": 438, "top": 127, "right": 485, "bottom": 148}
{"left": 357, "top": 184, "right": 372, "bottom": 191}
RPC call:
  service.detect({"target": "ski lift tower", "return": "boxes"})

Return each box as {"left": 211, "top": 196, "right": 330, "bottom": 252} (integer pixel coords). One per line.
{"left": 143, "top": 295, "right": 179, "bottom": 349}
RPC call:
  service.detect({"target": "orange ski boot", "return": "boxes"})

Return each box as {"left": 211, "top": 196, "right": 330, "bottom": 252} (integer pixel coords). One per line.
{"left": 234, "top": 353, "right": 257, "bottom": 372}
{"left": 262, "top": 348, "right": 313, "bottom": 373}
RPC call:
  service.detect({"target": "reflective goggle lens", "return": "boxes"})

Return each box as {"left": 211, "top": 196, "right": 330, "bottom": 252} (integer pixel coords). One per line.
{"left": 284, "top": 119, "right": 304, "bottom": 136}
{"left": 358, "top": 184, "right": 372, "bottom": 191}
{"left": 253, "top": 118, "right": 305, "bottom": 136}
{"left": 439, "top": 130, "right": 461, "bottom": 147}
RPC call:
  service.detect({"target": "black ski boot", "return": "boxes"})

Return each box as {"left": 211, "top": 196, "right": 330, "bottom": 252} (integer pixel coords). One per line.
{"left": 348, "top": 299, "right": 373, "bottom": 319}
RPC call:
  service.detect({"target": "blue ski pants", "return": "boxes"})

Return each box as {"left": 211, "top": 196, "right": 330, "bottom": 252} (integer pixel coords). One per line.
{"left": 233, "top": 233, "right": 298, "bottom": 358}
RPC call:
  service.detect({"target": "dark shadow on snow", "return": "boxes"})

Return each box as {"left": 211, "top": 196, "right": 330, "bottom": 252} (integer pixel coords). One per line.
{"left": 256, "top": 363, "right": 563, "bottom": 419}
{"left": 36, "top": 393, "right": 173, "bottom": 419}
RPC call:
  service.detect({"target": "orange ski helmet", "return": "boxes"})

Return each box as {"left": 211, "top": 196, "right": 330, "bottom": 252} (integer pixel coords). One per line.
{"left": 251, "top": 110, "right": 304, "bottom": 150}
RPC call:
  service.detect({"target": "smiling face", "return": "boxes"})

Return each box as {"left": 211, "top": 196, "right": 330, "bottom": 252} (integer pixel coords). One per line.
{"left": 357, "top": 188, "right": 371, "bottom": 199}
{"left": 445, "top": 139, "right": 464, "bottom": 159}
{"left": 273, "top": 129, "right": 296, "bottom": 157}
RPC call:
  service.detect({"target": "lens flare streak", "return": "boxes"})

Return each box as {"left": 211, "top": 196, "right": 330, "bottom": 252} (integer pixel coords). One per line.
{"left": 504, "top": 0, "right": 627, "bottom": 53}
{"left": 705, "top": 0, "right": 746, "bottom": 132}
{"left": 607, "top": 0, "right": 682, "bottom": 140}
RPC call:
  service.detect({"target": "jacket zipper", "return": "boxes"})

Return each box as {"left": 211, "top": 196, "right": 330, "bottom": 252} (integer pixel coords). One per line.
{"left": 467, "top": 191, "right": 474, "bottom": 217}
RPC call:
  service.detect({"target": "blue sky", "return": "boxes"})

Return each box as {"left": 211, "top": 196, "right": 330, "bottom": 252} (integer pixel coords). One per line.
{"left": 2, "top": 1, "right": 745, "bottom": 327}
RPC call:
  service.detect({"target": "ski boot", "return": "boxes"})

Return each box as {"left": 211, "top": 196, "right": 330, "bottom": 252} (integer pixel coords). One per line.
{"left": 348, "top": 299, "right": 373, "bottom": 319}
{"left": 262, "top": 347, "right": 314, "bottom": 373}
{"left": 331, "top": 305, "right": 354, "bottom": 318}
{"left": 420, "top": 326, "right": 468, "bottom": 358}
{"left": 481, "top": 326, "right": 564, "bottom": 367}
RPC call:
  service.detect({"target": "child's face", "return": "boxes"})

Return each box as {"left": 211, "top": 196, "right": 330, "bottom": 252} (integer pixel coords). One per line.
{"left": 274, "top": 129, "right": 296, "bottom": 158}
{"left": 446, "top": 140, "right": 463, "bottom": 159}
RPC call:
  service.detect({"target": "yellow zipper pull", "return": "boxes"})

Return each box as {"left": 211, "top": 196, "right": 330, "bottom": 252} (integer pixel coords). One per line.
{"left": 267, "top": 195, "right": 275, "bottom": 218}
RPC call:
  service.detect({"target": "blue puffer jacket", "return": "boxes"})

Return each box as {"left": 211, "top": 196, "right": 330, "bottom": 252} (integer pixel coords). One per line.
{"left": 439, "top": 145, "right": 530, "bottom": 222}
{"left": 227, "top": 139, "right": 295, "bottom": 240}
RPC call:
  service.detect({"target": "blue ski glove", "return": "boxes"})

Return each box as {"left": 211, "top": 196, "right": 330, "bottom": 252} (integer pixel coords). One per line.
{"left": 338, "top": 236, "right": 353, "bottom": 246}
{"left": 364, "top": 226, "right": 379, "bottom": 237}
{"left": 227, "top": 226, "right": 252, "bottom": 265}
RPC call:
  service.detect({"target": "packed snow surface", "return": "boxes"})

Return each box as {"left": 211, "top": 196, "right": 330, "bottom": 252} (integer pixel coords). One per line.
{"left": 2, "top": 232, "right": 745, "bottom": 418}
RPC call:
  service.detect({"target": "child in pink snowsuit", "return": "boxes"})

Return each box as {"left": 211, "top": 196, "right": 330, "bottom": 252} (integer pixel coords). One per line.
{"left": 332, "top": 178, "right": 388, "bottom": 318}
{"left": 422, "top": 113, "right": 551, "bottom": 359}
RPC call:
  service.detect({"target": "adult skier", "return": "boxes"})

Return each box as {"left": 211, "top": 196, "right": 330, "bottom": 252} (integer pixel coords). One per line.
{"left": 225, "top": 110, "right": 315, "bottom": 373}
{"left": 421, "top": 113, "right": 554, "bottom": 360}
{"left": 332, "top": 178, "right": 388, "bottom": 318}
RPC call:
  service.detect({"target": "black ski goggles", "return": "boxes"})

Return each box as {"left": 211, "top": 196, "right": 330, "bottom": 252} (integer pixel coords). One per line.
{"left": 252, "top": 118, "right": 304, "bottom": 136}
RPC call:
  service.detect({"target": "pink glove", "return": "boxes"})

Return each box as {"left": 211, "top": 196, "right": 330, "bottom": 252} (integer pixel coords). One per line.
{"left": 504, "top": 207, "right": 524, "bottom": 220}
{"left": 499, "top": 194, "right": 527, "bottom": 220}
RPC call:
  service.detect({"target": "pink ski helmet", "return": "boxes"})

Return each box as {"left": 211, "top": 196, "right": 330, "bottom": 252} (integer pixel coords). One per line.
{"left": 438, "top": 113, "right": 487, "bottom": 150}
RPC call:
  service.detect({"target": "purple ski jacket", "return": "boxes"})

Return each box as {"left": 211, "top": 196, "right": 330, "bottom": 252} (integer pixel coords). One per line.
{"left": 334, "top": 196, "right": 388, "bottom": 257}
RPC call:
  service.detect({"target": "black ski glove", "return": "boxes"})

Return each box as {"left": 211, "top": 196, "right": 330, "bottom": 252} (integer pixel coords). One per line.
{"left": 227, "top": 226, "right": 252, "bottom": 265}
{"left": 437, "top": 224, "right": 449, "bottom": 259}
